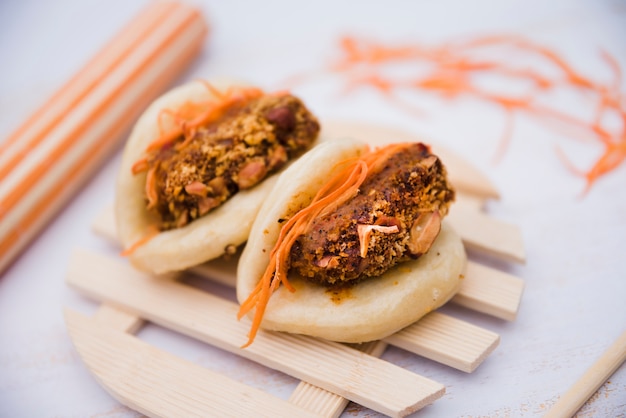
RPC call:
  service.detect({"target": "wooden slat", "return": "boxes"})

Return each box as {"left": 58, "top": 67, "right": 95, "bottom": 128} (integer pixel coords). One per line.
{"left": 90, "top": 274, "right": 376, "bottom": 418}
{"left": 455, "top": 192, "right": 486, "bottom": 211}
{"left": 288, "top": 341, "right": 387, "bottom": 418}
{"left": 95, "top": 304, "right": 144, "bottom": 334}
{"left": 91, "top": 204, "right": 117, "bottom": 244}
{"left": 384, "top": 312, "right": 500, "bottom": 373}
{"left": 66, "top": 249, "right": 444, "bottom": 418}
{"left": 91, "top": 205, "right": 524, "bottom": 321}
{"left": 545, "top": 330, "right": 626, "bottom": 418}
{"left": 190, "top": 258, "right": 239, "bottom": 288}
{"left": 453, "top": 261, "right": 524, "bottom": 321}
{"left": 448, "top": 199, "right": 526, "bottom": 263}
{"left": 91, "top": 205, "right": 392, "bottom": 417}
{"left": 68, "top": 249, "right": 498, "bottom": 372}
{"left": 66, "top": 309, "right": 322, "bottom": 418}
{"left": 90, "top": 205, "right": 241, "bottom": 288}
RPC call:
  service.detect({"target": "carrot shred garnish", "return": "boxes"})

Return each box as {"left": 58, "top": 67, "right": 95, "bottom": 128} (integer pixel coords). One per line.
{"left": 197, "top": 79, "right": 227, "bottom": 100}
{"left": 131, "top": 158, "right": 149, "bottom": 175}
{"left": 137, "top": 82, "right": 264, "bottom": 160}
{"left": 581, "top": 139, "right": 626, "bottom": 194}
{"left": 120, "top": 224, "right": 160, "bottom": 257}
{"left": 237, "top": 143, "right": 410, "bottom": 347}
{"left": 145, "top": 165, "right": 159, "bottom": 209}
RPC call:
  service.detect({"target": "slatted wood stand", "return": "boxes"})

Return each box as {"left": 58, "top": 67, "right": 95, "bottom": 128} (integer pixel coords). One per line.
{"left": 65, "top": 121, "right": 526, "bottom": 418}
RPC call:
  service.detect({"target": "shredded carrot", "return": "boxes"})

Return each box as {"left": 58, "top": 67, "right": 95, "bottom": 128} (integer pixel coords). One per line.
{"left": 237, "top": 143, "right": 410, "bottom": 347}
{"left": 145, "top": 164, "right": 159, "bottom": 209}
{"left": 131, "top": 157, "right": 149, "bottom": 174}
{"left": 122, "top": 82, "right": 268, "bottom": 257}
{"left": 120, "top": 224, "right": 160, "bottom": 257}
{"left": 138, "top": 82, "right": 264, "bottom": 157}
{"left": 284, "top": 34, "right": 626, "bottom": 194}
{"left": 582, "top": 140, "right": 626, "bottom": 192}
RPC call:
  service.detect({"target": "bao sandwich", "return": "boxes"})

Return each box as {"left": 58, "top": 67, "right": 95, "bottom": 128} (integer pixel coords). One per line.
{"left": 236, "top": 138, "right": 467, "bottom": 346}
{"left": 115, "top": 80, "right": 320, "bottom": 274}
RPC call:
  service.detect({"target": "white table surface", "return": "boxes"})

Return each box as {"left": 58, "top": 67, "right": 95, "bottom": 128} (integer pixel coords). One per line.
{"left": 1, "top": 0, "right": 625, "bottom": 417}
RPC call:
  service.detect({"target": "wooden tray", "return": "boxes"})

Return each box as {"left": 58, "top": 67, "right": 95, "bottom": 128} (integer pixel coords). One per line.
{"left": 65, "top": 121, "right": 526, "bottom": 417}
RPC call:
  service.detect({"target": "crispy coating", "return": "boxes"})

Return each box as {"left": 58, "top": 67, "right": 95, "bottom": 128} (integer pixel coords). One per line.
{"left": 289, "top": 143, "right": 454, "bottom": 286}
{"left": 147, "top": 94, "right": 319, "bottom": 230}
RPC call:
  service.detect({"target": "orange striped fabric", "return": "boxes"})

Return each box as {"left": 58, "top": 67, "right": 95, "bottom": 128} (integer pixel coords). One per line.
{"left": 0, "top": 1, "right": 209, "bottom": 274}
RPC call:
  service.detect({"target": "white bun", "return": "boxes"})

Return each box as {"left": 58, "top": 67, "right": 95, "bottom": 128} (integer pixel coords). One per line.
{"left": 116, "top": 80, "right": 290, "bottom": 274}
{"left": 236, "top": 138, "right": 467, "bottom": 343}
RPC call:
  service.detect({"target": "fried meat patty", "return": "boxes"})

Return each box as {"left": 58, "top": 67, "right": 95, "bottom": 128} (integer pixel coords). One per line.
{"left": 289, "top": 143, "right": 454, "bottom": 286}
{"left": 147, "top": 94, "right": 319, "bottom": 230}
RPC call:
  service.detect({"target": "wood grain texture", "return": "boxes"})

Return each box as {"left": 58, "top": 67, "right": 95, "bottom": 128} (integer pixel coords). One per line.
{"left": 95, "top": 304, "right": 144, "bottom": 334}
{"left": 77, "top": 120, "right": 528, "bottom": 416}
{"left": 384, "top": 312, "right": 500, "bottom": 373}
{"left": 545, "top": 330, "right": 626, "bottom": 418}
{"left": 288, "top": 341, "right": 387, "bottom": 418}
{"left": 453, "top": 261, "right": 525, "bottom": 321}
{"left": 447, "top": 198, "right": 526, "bottom": 263}
{"left": 66, "top": 309, "right": 323, "bottom": 418}
{"left": 66, "top": 249, "right": 444, "bottom": 417}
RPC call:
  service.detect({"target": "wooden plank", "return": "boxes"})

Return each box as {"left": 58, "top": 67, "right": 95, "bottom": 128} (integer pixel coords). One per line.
{"left": 91, "top": 208, "right": 396, "bottom": 417}
{"left": 545, "top": 330, "right": 626, "bottom": 418}
{"left": 66, "top": 249, "right": 444, "bottom": 418}
{"left": 189, "top": 258, "right": 239, "bottom": 288}
{"left": 95, "top": 304, "right": 144, "bottom": 334}
{"left": 453, "top": 261, "right": 525, "bottom": 321}
{"left": 91, "top": 204, "right": 117, "bottom": 244}
{"left": 68, "top": 249, "right": 498, "bottom": 372}
{"left": 455, "top": 192, "right": 486, "bottom": 211}
{"left": 288, "top": 341, "right": 387, "bottom": 418}
{"left": 65, "top": 309, "right": 322, "bottom": 418}
{"left": 447, "top": 200, "right": 526, "bottom": 263}
{"left": 384, "top": 312, "right": 500, "bottom": 373}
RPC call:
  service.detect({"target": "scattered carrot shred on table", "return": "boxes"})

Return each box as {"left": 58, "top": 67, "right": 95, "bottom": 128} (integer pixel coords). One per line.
{"left": 287, "top": 34, "right": 626, "bottom": 193}
{"left": 237, "top": 143, "right": 410, "bottom": 348}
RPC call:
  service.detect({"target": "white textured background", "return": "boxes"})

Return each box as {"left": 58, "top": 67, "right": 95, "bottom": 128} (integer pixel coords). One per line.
{"left": 0, "top": 1, "right": 625, "bottom": 417}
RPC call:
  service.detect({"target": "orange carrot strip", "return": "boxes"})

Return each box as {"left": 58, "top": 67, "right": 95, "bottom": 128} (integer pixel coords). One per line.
{"left": 582, "top": 138, "right": 626, "bottom": 194}
{"left": 145, "top": 165, "right": 159, "bottom": 209}
{"left": 197, "top": 79, "right": 227, "bottom": 100}
{"left": 131, "top": 158, "right": 149, "bottom": 174}
{"left": 120, "top": 225, "right": 160, "bottom": 256}
{"left": 492, "top": 108, "right": 515, "bottom": 164}
{"left": 139, "top": 85, "right": 264, "bottom": 156}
